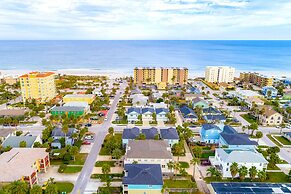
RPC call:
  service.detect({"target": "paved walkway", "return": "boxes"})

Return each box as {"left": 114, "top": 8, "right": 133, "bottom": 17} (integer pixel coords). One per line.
{"left": 38, "top": 166, "right": 79, "bottom": 184}
{"left": 92, "top": 167, "right": 123, "bottom": 174}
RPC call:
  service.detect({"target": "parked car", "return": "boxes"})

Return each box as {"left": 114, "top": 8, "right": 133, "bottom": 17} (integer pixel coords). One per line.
{"left": 82, "top": 141, "right": 91, "bottom": 145}
{"left": 85, "top": 123, "right": 92, "bottom": 127}
{"left": 84, "top": 135, "right": 94, "bottom": 140}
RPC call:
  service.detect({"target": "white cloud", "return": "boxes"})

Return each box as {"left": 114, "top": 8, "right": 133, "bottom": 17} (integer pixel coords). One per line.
{"left": 0, "top": 0, "right": 290, "bottom": 39}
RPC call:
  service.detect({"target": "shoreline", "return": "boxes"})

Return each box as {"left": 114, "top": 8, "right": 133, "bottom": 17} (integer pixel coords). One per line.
{"left": 0, "top": 68, "right": 290, "bottom": 79}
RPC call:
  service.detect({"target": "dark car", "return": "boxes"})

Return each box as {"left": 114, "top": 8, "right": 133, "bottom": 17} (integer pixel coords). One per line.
{"left": 85, "top": 123, "right": 92, "bottom": 127}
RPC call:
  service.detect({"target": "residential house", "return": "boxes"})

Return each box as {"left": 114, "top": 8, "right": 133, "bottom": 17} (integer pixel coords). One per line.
{"left": 209, "top": 148, "right": 268, "bottom": 178}
{"left": 51, "top": 127, "right": 76, "bottom": 149}
{"left": 245, "top": 97, "right": 264, "bottom": 109}
{"left": 142, "top": 108, "right": 154, "bottom": 121}
{"left": 131, "top": 94, "right": 148, "bottom": 107}
{"left": 92, "top": 87, "right": 103, "bottom": 97}
{"left": 262, "top": 86, "right": 278, "bottom": 98}
{"left": 149, "top": 102, "right": 168, "bottom": 109}
{"left": 184, "top": 94, "right": 203, "bottom": 102}
{"left": 179, "top": 106, "right": 198, "bottom": 122}
{"left": 122, "top": 164, "right": 163, "bottom": 194}
{"left": 160, "top": 128, "right": 179, "bottom": 147}
{"left": 203, "top": 107, "right": 226, "bottom": 123}
{"left": 0, "top": 109, "right": 26, "bottom": 118}
{"left": 64, "top": 102, "right": 90, "bottom": 112}
{"left": 192, "top": 97, "right": 209, "bottom": 108}
{"left": 0, "top": 148, "right": 50, "bottom": 186}
{"left": 0, "top": 128, "right": 16, "bottom": 143}
{"left": 51, "top": 106, "right": 86, "bottom": 117}
{"left": 63, "top": 94, "right": 95, "bottom": 104}
{"left": 259, "top": 106, "right": 283, "bottom": 126}
{"left": 156, "top": 108, "right": 169, "bottom": 122}
{"left": 219, "top": 132, "right": 258, "bottom": 149}
{"left": 200, "top": 124, "right": 222, "bottom": 144}
{"left": 124, "top": 140, "right": 173, "bottom": 173}
{"left": 142, "top": 128, "right": 158, "bottom": 139}
{"left": 126, "top": 107, "right": 142, "bottom": 124}
{"left": 283, "top": 132, "right": 291, "bottom": 141}
{"left": 2, "top": 135, "right": 41, "bottom": 148}
{"left": 122, "top": 127, "right": 140, "bottom": 147}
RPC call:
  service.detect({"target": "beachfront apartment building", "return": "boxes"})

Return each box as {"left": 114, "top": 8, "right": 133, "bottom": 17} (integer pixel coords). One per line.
{"left": 205, "top": 66, "right": 235, "bottom": 83}
{"left": 0, "top": 148, "right": 50, "bottom": 186}
{"left": 134, "top": 67, "right": 188, "bottom": 88}
{"left": 19, "top": 72, "right": 57, "bottom": 103}
{"left": 240, "top": 72, "right": 273, "bottom": 87}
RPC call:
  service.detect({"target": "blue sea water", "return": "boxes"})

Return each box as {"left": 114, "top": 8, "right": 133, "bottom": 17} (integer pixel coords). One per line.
{"left": 0, "top": 40, "right": 290, "bottom": 75}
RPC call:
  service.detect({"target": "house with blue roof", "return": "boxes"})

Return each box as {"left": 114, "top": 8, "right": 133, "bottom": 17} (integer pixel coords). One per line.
{"left": 187, "top": 87, "right": 200, "bottom": 94}
{"left": 262, "top": 86, "right": 278, "bottom": 98}
{"left": 122, "top": 127, "right": 140, "bottom": 147}
{"left": 203, "top": 107, "right": 221, "bottom": 115}
{"left": 142, "top": 128, "right": 159, "bottom": 139}
{"left": 219, "top": 132, "right": 258, "bottom": 149}
{"left": 142, "top": 107, "right": 155, "bottom": 121}
{"left": 156, "top": 108, "right": 169, "bottom": 122}
{"left": 202, "top": 107, "right": 226, "bottom": 123}
{"left": 200, "top": 124, "right": 222, "bottom": 144}
{"left": 160, "top": 128, "right": 179, "bottom": 147}
{"left": 192, "top": 97, "right": 209, "bottom": 109}
{"left": 126, "top": 107, "right": 142, "bottom": 123}
{"left": 122, "top": 164, "right": 163, "bottom": 194}
{"left": 51, "top": 127, "right": 77, "bottom": 148}
{"left": 179, "top": 105, "right": 198, "bottom": 122}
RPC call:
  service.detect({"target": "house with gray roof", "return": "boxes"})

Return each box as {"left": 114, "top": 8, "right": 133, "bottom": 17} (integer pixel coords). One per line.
{"left": 124, "top": 140, "right": 173, "bottom": 173}
{"left": 130, "top": 94, "right": 148, "bottom": 107}
{"left": 51, "top": 127, "right": 77, "bottom": 148}
{"left": 2, "top": 135, "right": 41, "bottom": 148}
{"left": 0, "top": 128, "right": 16, "bottom": 143}
{"left": 192, "top": 97, "right": 209, "bottom": 108}
{"left": 160, "top": 128, "right": 179, "bottom": 147}
{"left": 122, "top": 164, "right": 163, "bottom": 194}
{"left": 209, "top": 148, "right": 268, "bottom": 178}
{"left": 219, "top": 132, "right": 258, "bottom": 149}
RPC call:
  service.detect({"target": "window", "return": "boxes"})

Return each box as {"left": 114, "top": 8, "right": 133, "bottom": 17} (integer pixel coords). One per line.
{"left": 162, "top": 165, "right": 165, "bottom": 168}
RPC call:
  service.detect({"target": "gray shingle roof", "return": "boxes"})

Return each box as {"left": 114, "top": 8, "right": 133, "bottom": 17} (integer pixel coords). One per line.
{"left": 126, "top": 140, "right": 172, "bottom": 159}
{"left": 202, "top": 124, "right": 221, "bottom": 131}
{"left": 2, "top": 136, "right": 37, "bottom": 148}
{"left": 51, "top": 128, "right": 76, "bottom": 137}
{"left": 160, "top": 128, "right": 179, "bottom": 140}
{"left": 122, "top": 127, "right": 140, "bottom": 139}
{"left": 204, "top": 114, "right": 226, "bottom": 121}
{"left": 123, "top": 164, "right": 163, "bottom": 185}
{"left": 203, "top": 107, "right": 221, "bottom": 114}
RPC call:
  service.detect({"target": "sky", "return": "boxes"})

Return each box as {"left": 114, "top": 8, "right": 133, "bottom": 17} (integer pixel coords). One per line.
{"left": 0, "top": 0, "right": 291, "bottom": 40}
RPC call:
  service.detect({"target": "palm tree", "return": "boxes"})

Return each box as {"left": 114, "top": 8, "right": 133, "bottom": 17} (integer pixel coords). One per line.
{"left": 207, "top": 167, "right": 220, "bottom": 180}
{"left": 230, "top": 162, "right": 239, "bottom": 179}
{"left": 190, "top": 157, "right": 200, "bottom": 178}
{"left": 249, "top": 166, "right": 257, "bottom": 181}
{"left": 238, "top": 166, "right": 248, "bottom": 180}
{"left": 257, "top": 170, "right": 267, "bottom": 182}
{"left": 173, "top": 162, "right": 181, "bottom": 178}
{"left": 167, "top": 161, "right": 174, "bottom": 179}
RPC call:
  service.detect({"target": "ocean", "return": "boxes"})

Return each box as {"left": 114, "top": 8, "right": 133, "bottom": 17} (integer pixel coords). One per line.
{"left": 0, "top": 40, "right": 290, "bottom": 77}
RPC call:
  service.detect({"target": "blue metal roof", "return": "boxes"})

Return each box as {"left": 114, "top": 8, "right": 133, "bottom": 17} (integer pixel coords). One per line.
{"left": 123, "top": 164, "right": 163, "bottom": 185}
{"left": 203, "top": 107, "right": 221, "bottom": 114}
{"left": 127, "top": 107, "right": 142, "bottom": 114}
{"left": 142, "top": 107, "right": 155, "bottom": 114}
{"left": 220, "top": 133, "right": 258, "bottom": 146}
{"left": 180, "top": 106, "right": 197, "bottom": 116}
{"left": 156, "top": 108, "right": 169, "bottom": 114}
{"left": 202, "top": 124, "right": 221, "bottom": 131}
{"left": 122, "top": 127, "right": 140, "bottom": 139}
{"left": 222, "top": 125, "right": 237, "bottom": 134}
{"left": 204, "top": 114, "right": 226, "bottom": 121}
{"left": 142, "top": 128, "right": 158, "bottom": 139}
{"left": 160, "top": 128, "right": 179, "bottom": 140}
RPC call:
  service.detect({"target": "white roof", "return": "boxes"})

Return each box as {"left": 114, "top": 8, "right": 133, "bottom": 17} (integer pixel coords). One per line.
{"left": 217, "top": 148, "right": 268, "bottom": 163}
{"left": 236, "top": 90, "right": 262, "bottom": 97}
{"left": 64, "top": 102, "right": 89, "bottom": 108}
{"left": 64, "top": 94, "right": 95, "bottom": 98}
{"left": 0, "top": 148, "right": 48, "bottom": 182}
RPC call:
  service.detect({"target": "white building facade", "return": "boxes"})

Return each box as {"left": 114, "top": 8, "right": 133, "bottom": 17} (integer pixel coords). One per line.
{"left": 205, "top": 66, "right": 235, "bottom": 83}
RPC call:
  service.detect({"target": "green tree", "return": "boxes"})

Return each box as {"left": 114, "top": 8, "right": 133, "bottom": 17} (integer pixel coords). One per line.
{"left": 269, "top": 153, "right": 280, "bottom": 168}
{"left": 70, "top": 146, "right": 79, "bottom": 161}
{"left": 255, "top": 131, "right": 263, "bottom": 142}
{"left": 167, "top": 161, "right": 174, "bottom": 179}
{"left": 172, "top": 142, "right": 184, "bottom": 161}
{"left": 102, "top": 163, "right": 111, "bottom": 188}
{"left": 238, "top": 166, "right": 248, "bottom": 180}
{"left": 45, "top": 184, "right": 58, "bottom": 194}
{"left": 108, "top": 127, "right": 114, "bottom": 136}
{"left": 136, "top": 133, "right": 146, "bottom": 140}
{"left": 30, "top": 185, "right": 43, "bottom": 194}
{"left": 19, "top": 141, "right": 27, "bottom": 148}
{"left": 112, "top": 148, "right": 122, "bottom": 160}
{"left": 6, "top": 181, "right": 29, "bottom": 194}
{"left": 248, "top": 123, "right": 258, "bottom": 136}
{"left": 230, "top": 162, "right": 239, "bottom": 179}
{"left": 192, "top": 146, "right": 203, "bottom": 158}
{"left": 249, "top": 166, "right": 257, "bottom": 181}
{"left": 190, "top": 157, "right": 200, "bottom": 178}
{"left": 206, "top": 167, "right": 221, "bottom": 180}
{"left": 257, "top": 170, "right": 267, "bottom": 182}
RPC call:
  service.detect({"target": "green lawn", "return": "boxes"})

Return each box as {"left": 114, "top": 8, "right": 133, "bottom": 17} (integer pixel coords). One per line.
{"left": 201, "top": 152, "right": 215, "bottom": 159}
{"left": 267, "top": 134, "right": 282, "bottom": 147}
{"left": 274, "top": 136, "right": 291, "bottom": 145}
{"left": 95, "top": 161, "right": 116, "bottom": 167}
{"left": 99, "top": 134, "right": 123, "bottom": 155}
{"left": 241, "top": 114, "right": 257, "bottom": 124}
{"left": 179, "top": 162, "right": 190, "bottom": 168}
{"left": 164, "top": 179, "right": 196, "bottom": 188}
{"left": 98, "top": 187, "right": 122, "bottom": 194}
{"left": 55, "top": 182, "right": 74, "bottom": 193}
{"left": 267, "top": 164, "right": 280, "bottom": 170}
{"left": 68, "top": 153, "right": 88, "bottom": 165}
{"left": 91, "top": 173, "right": 123, "bottom": 181}
{"left": 58, "top": 164, "right": 83, "bottom": 173}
